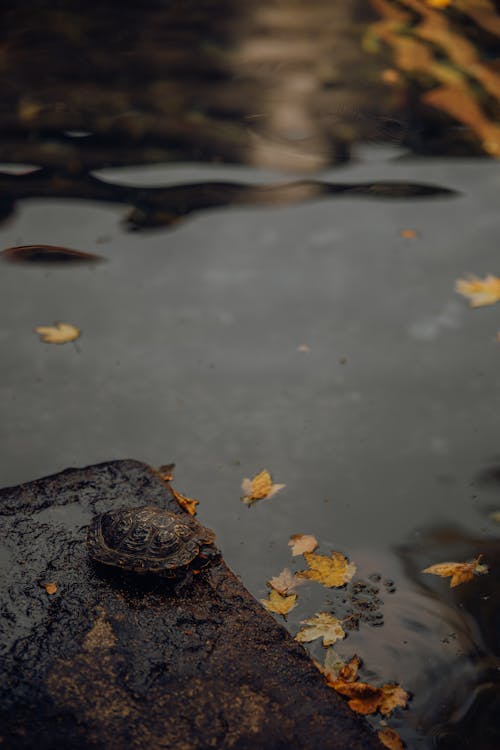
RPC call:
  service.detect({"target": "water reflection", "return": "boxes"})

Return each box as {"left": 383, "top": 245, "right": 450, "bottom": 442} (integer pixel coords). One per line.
{"left": 0, "top": 169, "right": 458, "bottom": 232}
{"left": 396, "top": 525, "right": 500, "bottom": 749}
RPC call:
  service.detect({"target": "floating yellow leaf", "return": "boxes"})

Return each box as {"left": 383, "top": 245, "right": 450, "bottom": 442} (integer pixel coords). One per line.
{"left": 455, "top": 275, "right": 500, "bottom": 307}
{"left": 241, "top": 469, "right": 285, "bottom": 506}
{"left": 422, "top": 555, "right": 489, "bottom": 587}
{"left": 42, "top": 582, "right": 58, "bottom": 595}
{"left": 378, "top": 727, "right": 404, "bottom": 750}
{"left": 288, "top": 533, "right": 318, "bottom": 556}
{"left": 171, "top": 487, "right": 199, "bottom": 516}
{"left": 35, "top": 322, "right": 80, "bottom": 344}
{"left": 299, "top": 551, "right": 356, "bottom": 588}
{"left": 260, "top": 589, "right": 297, "bottom": 616}
{"left": 268, "top": 568, "right": 304, "bottom": 596}
{"left": 295, "top": 612, "right": 345, "bottom": 647}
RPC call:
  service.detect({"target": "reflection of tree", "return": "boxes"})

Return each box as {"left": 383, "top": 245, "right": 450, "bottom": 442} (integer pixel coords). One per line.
{"left": 0, "top": 0, "right": 396, "bottom": 175}
{"left": 0, "top": 169, "right": 456, "bottom": 231}
{"left": 367, "top": 0, "right": 500, "bottom": 156}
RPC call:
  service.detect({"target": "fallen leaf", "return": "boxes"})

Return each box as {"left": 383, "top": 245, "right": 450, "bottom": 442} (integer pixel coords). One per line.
{"left": 455, "top": 275, "right": 500, "bottom": 307}
{"left": 1, "top": 245, "right": 102, "bottom": 264}
{"left": 320, "top": 648, "right": 346, "bottom": 681}
{"left": 171, "top": 487, "right": 199, "bottom": 516}
{"left": 288, "top": 533, "right": 318, "bottom": 556}
{"left": 338, "top": 655, "right": 360, "bottom": 683}
{"left": 422, "top": 555, "right": 489, "bottom": 587}
{"left": 157, "top": 463, "right": 176, "bottom": 481}
{"left": 331, "top": 680, "right": 383, "bottom": 714}
{"left": 399, "top": 228, "right": 418, "bottom": 239}
{"left": 241, "top": 469, "right": 285, "bottom": 506}
{"left": 378, "top": 727, "right": 404, "bottom": 750}
{"left": 268, "top": 568, "right": 305, "bottom": 596}
{"left": 296, "top": 344, "right": 311, "bottom": 352}
{"left": 379, "top": 684, "right": 410, "bottom": 715}
{"left": 295, "top": 612, "right": 346, "bottom": 647}
{"left": 299, "top": 551, "right": 356, "bottom": 588}
{"left": 260, "top": 589, "right": 297, "bottom": 616}
{"left": 42, "top": 582, "right": 58, "bottom": 595}
{"left": 35, "top": 322, "right": 80, "bottom": 344}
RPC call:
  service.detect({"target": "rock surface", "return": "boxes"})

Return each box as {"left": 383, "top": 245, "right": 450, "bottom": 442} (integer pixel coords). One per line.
{"left": 0, "top": 460, "right": 382, "bottom": 749}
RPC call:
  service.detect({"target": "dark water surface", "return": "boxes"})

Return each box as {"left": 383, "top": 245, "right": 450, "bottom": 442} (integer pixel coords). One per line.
{"left": 1, "top": 2, "right": 499, "bottom": 748}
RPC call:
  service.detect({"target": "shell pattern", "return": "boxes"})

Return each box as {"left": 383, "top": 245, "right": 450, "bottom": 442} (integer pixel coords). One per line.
{"left": 86, "top": 505, "right": 216, "bottom": 574}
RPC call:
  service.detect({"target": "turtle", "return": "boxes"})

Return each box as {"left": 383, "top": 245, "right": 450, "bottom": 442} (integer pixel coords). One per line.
{"left": 86, "top": 505, "right": 217, "bottom": 577}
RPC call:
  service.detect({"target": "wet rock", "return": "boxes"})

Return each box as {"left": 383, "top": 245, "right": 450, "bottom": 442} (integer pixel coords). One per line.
{"left": 0, "top": 460, "right": 382, "bottom": 749}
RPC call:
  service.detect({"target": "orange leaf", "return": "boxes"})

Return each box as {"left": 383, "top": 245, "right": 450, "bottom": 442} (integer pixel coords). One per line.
{"left": 288, "top": 533, "right": 318, "bottom": 556}
{"left": 299, "top": 551, "right": 356, "bottom": 587}
{"left": 378, "top": 727, "right": 404, "bottom": 750}
{"left": 379, "top": 683, "right": 410, "bottom": 715}
{"left": 338, "top": 655, "right": 360, "bottom": 683}
{"left": 42, "top": 582, "right": 58, "bottom": 595}
{"left": 422, "top": 555, "right": 489, "bottom": 587}
{"left": 170, "top": 487, "right": 199, "bottom": 516}
{"left": 330, "top": 681, "right": 383, "bottom": 715}
{"left": 455, "top": 275, "right": 500, "bottom": 307}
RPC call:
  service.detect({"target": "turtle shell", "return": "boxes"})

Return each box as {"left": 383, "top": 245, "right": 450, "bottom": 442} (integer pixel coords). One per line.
{"left": 86, "top": 505, "right": 216, "bottom": 575}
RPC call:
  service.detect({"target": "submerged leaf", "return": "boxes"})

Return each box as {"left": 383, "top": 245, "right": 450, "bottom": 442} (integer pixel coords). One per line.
{"left": 422, "top": 555, "right": 489, "bottom": 587}
{"left": 268, "top": 568, "right": 304, "bottom": 596}
{"left": 241, "top": 469, "right": 285, "bottom": 506}
{"left": 35, "top": 322, "right": 80, "bottom": 344}
{"left": 288, "top": 533, "right": 318, "bottom": 556}
{"left": 260, "top": 589, "right": 297, "bottom": 616}
{"left": 456, "top": 275, "right": 500, "bottom": 307}
{"left": 295, "top": 612, "right": 345, "bottom": 647}
{"left": 299, "top": 551, "right": 356, "bottom": 588}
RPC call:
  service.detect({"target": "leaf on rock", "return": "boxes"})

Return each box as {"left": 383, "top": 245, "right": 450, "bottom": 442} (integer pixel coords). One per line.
{"left": 422, "top": 555, "right": 489, "bottom": 587}
{"left": 268, "top": 568, "right": 305, "bottom": 596}
{"left": 171, "top": 487, "right": 199, "bottom": 516}
{"left": 456, "top": 275, "right": 500, "bottom": 307}
{"left": 42, "top": 582, "right": 58, "bottom": 595}
{"left": 35, "top": 322, "right": 80, "bottom": 344}
{"left": 295, "top": 612, "right": 346, "bottom": 647}
{"left": 378, "top": 727, "right": 404, "bottom": 750}
{"left": 241, "top": 469, "right": 285, "bottom": 506}
{"left": 379, "top": 684, "right": 410, "bottom": 715}
{"left": 157, "top": 463, "right": 176, "bottom": 482}
{"left": 260, "top": 589, "right": 297, "bottom": 616}
{"left": 299, "top": 551, "right": 356, "bottom": 587}
{"left": 288, "top": 533, "right": 318, "bottom": 556}
{"left": 426, "top": 0, "right": 452, "bottom": 8}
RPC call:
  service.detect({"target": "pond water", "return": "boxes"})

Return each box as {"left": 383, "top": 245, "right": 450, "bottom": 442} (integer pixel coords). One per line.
{"left": 1, "top": 1, "right": 499, "bottom": 748}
